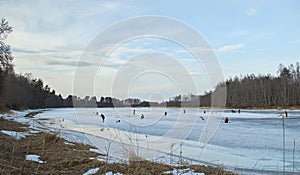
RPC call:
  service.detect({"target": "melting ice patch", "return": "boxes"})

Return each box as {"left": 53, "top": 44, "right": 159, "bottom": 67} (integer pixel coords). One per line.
{"left": 163, "top": 168, "right": 205, "bottom": 175}
{"left": 105, "top": 171, "right": 123, "bottom": 175}
{"left": 82, "top": 167, "right": 100, "bottom": 175}
{"left": 25, "top": 154, "right": 45, "bottom": 163}
{"left": 1, "top": 130, "right": 29, "bottom": 139}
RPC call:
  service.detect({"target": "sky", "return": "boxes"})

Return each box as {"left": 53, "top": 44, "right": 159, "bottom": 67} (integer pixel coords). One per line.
{"left": 0, "top": 0, "right": 299, "bottom": 101}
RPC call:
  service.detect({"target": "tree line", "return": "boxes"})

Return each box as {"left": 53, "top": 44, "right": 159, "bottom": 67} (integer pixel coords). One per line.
{"left": 0, "top": 70, "right": 144, "bottom": 110}
{"left": 167, "top": 62, "right": 300, "bottom": 108}
{"left": 0, "top": 18, "right": 61, "bottom": 110}
{"left": 218, "top": 62, "right": 300, "bottom": 108}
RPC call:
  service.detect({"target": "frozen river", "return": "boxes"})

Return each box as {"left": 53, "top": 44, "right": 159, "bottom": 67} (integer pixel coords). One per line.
{"left": 33, "top": 107, "right": 300, "bottom": 174}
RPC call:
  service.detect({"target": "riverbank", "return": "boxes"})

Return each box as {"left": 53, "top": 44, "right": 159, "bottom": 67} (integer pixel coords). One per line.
{"left": 0, "top": 111, "right": 238, "bottom": 175}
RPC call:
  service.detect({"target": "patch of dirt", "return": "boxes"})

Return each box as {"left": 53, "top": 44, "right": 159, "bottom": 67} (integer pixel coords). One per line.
{"left": 23, "top": 111, "right": 43, "bottom": 118}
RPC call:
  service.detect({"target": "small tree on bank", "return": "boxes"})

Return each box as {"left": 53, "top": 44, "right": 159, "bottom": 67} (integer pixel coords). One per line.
{"left": 0, "top": 18, "right": 13, "bottom": 109}
{"left": 0, "top": 18, "right": 13, "bottom": 74}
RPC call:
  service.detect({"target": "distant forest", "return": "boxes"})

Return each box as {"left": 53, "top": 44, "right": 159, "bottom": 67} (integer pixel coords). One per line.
{"left": 209, "top": 62, "right": 300, "bottom": 108}
{"left": 1, "top": 18, "right": 299, "bottom": 110}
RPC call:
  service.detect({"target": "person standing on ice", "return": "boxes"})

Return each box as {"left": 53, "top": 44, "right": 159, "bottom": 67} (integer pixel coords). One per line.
{"left": 284, "top": 110, "right": 288, "bottom": 118}
{"left": 133, "top": 109, "right": 135, "bottom": 115}
{"left": 141, "top": 114, "right": 144, "bottom": 119}
{"left": 224, "top": 116, "right": 229, "bottom": 123}
{"left": 100, "top": 113, "right": 105, "bottom": 122}
{"left": 164, "top": 111, "right": 167, "bottom": 116}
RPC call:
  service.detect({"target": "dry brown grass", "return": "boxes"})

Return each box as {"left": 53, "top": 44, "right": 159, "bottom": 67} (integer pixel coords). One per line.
{"left": 0, "top": 118, "right": 238, "bottom": 175}
{"left": 0, "top": 117, "right": 28, "bottom": 132}
{"left": 0, "top": 118, "right": 103, "bottom": 175}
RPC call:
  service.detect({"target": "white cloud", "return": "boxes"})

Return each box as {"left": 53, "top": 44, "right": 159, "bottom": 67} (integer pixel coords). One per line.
{"left": 0, "top": 0, "right": 139, "bottom": 98}
{"left": 246, "top": 7, "right": 261, "bottom": 16}
{"left": 1, "top": 1, "right": 224, "bottom": 98}
{"left": 188, "top": 71, "right": 207, "bottom": 76}
{"left": 217, "top": 43, "right": 244, "bottom": 53}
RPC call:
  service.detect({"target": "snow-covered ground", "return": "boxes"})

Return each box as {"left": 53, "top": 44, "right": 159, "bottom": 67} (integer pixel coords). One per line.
{"left": 6, "top": 108, "right": 300, "bottom": 174}
{"left": 163, "top": 168, "right": 205, "bottom": 175}
{"left": 25, "top": 154, "right": 45, "bottom": 164}
{"left": 0, "top": 130, "right": 29, "bottom": 139}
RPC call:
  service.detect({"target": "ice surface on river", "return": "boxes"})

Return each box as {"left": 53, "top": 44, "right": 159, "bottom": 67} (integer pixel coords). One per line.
{"left": 33, "top": 108, "right": 300, "bottom": 174}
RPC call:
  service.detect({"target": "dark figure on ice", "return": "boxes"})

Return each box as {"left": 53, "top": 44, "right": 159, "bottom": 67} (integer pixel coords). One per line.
{"left": 184, "top": 109, "right": 186, "bottom": 114}
{"left": 238, "top": 109, "right": 241, "bottom": 114}
{"left": 224, "top": 117, "right": 229, "bottom": 123}
{"left": 133, "top": 109, "right": 135, "bottom": 115}
{"left": 284, "top": 110, "right": 288, "bottom": 118}
{"left": 100, "top": 114, "right": 105, "bottom": 122}
{"left": 164, "top": 111, "right": 167, "bottom": 116}
{"left": 141, "top": 114, "right": 144, "bottom": 119}
{"left": 204, "top": 110, "right": 206, "bottom": 114}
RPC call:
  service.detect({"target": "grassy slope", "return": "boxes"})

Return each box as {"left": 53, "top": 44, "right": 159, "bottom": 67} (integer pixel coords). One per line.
{"left": 0, "top": 116, "right": 238, "bottom": 175}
